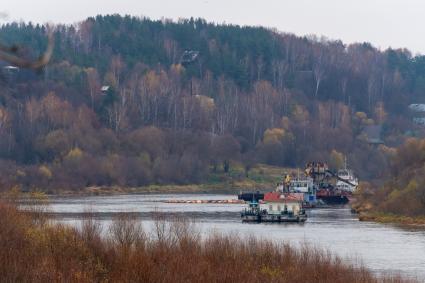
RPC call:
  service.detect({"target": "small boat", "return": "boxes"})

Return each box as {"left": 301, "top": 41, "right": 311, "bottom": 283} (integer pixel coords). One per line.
{"left": 241, "top": 192, "right": 307, "bottom": 223}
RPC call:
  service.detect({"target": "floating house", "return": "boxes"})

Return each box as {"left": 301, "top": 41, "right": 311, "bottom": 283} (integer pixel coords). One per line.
{"left": 241, "top": 192, "right": 307, "bottom": 223}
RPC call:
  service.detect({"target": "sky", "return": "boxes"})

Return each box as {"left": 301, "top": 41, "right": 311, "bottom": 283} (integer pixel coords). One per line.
{"left": 1, "top": 0, "right": 424, "bottom": 54}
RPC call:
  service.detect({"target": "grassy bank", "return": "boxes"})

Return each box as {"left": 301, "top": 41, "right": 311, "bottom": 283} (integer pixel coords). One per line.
{"left": 352, "top": 184, "right": 425, "bottom": 226}
{"left": 0, "top": 201, "right": 410, "bottom": 283}
{"left": 57, "top": 163, "right": 289, "bottom": 196}
{"left": 358, "top": 212, "right": 425, "bottom": 226}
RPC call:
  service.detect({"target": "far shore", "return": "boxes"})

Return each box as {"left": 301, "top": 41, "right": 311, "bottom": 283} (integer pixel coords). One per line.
{"left": 48, "top": 182, "right": 273, "bottom": 197}
{"left": 358, "top": 212, "right": 425, "bottom": 226}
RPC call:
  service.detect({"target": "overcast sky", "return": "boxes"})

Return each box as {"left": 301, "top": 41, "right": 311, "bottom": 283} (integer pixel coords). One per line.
{"left": 1, "top": 0, "right": 424, "bottom": 54}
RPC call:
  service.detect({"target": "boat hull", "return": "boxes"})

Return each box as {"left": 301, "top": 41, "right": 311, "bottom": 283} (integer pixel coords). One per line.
{"left": 316, "top": 195, "right": 349, "bottom": 205}
{"left": 238, "top": 192, "right": 264, "bottom": 202}
{"left": 241, "top": 214, "right": 307, "bottom": 223}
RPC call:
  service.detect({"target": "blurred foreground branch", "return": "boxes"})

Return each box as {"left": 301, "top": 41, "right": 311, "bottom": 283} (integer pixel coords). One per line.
{"left": 0, "top": 30, "right": 54, "bottom": 69}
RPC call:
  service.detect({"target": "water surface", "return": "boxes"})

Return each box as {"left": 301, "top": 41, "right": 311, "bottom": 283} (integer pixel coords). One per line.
{"left": 46, "top": 194, "right": 425, "bottom": 281}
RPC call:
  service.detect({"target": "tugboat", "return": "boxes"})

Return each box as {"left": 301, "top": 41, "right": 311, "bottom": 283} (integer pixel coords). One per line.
{"left": 281, "top": 172, "right": 317, "bottom": 207}
{"left": 241, "top": 192, "right": 307, "bottom": 223}
{"left": 335, "top": 159, "right": 358, "bottom": 193}
{"left": 305, "top": 160, "right": 358, "bottom": 205}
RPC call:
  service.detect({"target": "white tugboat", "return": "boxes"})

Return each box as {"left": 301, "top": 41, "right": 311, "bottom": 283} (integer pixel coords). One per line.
{"left": 335, "top": 158, "right": 358, "bottom": 193}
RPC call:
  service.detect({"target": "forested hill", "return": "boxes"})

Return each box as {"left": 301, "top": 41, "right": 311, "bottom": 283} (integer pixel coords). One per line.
{"left": 0, "top": 15, "right": 423, "bottom": 191}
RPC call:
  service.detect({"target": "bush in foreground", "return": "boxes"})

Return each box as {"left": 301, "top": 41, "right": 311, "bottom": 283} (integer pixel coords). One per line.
{"left": 0, "top": 202, "right": 410, "bottom": 282}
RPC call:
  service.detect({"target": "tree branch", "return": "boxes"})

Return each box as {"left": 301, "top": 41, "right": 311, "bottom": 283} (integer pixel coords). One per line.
{"left": 0, "top": 30, "right": 54, "bottom": 69}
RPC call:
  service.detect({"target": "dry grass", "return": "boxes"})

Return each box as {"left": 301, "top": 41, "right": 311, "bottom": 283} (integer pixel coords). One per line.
{"left": 0, "top": 201, "right": 413, "bottom": 283}
{"left": 358, "top": 212, "right": 425, "bottom": 226}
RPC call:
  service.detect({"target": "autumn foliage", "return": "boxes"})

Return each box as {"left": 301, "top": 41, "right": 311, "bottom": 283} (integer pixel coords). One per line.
{"left": 0, "top": 15, "right": 422, "bottom": 191}
{"left": 355, "top": 138, "right": 425, "bottom": 218}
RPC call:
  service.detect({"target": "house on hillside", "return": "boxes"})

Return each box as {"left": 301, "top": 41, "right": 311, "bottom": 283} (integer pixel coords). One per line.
{"left": 101, "top": 85, "right": 110, "bottom": 95}
{"left": 2, "top": 65, "right": 19, "bottom": 73}
{"left": 180, "top": 50, "right": 199, "bottom": 65}
{"left": 408, "top": 104, "right": 425, "bottom": 125}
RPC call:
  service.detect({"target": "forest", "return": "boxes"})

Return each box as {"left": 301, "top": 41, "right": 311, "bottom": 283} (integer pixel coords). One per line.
{"left": 0, "top": 15, "right": 425, "bottom": 192}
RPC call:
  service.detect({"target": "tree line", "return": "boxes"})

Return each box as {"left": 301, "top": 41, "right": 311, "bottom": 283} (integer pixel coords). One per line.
{"left": 0, "top": 15, "right": 423, "bottom": 191}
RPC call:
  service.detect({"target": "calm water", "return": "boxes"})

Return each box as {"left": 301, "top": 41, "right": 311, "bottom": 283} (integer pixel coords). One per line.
{"left": 44, "top": 194, "right": 425, "bottom": 281}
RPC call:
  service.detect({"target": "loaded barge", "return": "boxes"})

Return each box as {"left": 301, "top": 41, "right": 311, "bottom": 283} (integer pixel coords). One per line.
{"left": 241, "top": 192, "right": 307, "bottom": 223}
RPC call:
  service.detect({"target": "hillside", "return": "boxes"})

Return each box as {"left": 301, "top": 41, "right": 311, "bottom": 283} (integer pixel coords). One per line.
{"left": 0, "top": 15, "right": 424, "bottom": 192}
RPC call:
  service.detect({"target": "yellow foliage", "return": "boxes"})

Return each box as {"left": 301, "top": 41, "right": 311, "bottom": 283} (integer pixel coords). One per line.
{"left": 66, "top": 147, "right": 83, "bottom": 160}
{"left": 39, "top": 165, "right": 53, "bottom": 179}
{"left": 387, "top": 189, "right": 401, "bottom": 203}
{"left": 144, "top": 70, "right": 161, "bottom": 91}
{"left": 354, "top": 111, "right": 375, "bottom": 126}
{"left": 355, "top": 111, "right": 367, "bottom": 120}
{"left": 263, "top": 128, "right": 285, "bottom": 144}
{"left": 404, "top": 180, "right": 418, "bottom": 193}
{"left": 292, "top": 105, "right": 309, "bottom": 123}
{"left": 260, "top": 265, "right": 283, "bottom": 278}
{"left": 329, "top": 150, "right": 344, "bottom": 169}
{"left": 170, "top": 64, "right": 185, "bottom": 75}
{"left": 195, "top": 95, "right": 215, "bottom": 111}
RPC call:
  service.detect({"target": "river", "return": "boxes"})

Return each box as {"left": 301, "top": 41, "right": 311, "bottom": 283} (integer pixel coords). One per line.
{"left": 44, "top": 193, "right": 425, "bottom": 281}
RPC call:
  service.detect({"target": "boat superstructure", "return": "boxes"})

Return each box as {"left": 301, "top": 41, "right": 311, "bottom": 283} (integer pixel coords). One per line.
{"left": 239, "top": 158, "right": 360, "bottom": 220}
{"left": 275, "top": 173, "right": 317, "bottom": 207}
{"left": 335, "top": 160, "right": 358, "bottom": 192}
{"left": 241, "top": 192, "right": 307, "bottom": 223}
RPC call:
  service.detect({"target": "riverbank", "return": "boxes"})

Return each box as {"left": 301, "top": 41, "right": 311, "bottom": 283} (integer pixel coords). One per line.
{"left": 44, "top": 163, "right": 289, "bottom": 196}
{"left": 358, "top": 212, "right": 425, "bottom": 226}
{"left": 351, "top": 199, "right": 425, "bottom": 226}
{"left": 55, "top": 181, "right": 267, "bottom": 196}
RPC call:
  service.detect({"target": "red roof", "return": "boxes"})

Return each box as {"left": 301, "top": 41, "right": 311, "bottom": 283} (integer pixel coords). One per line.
{"left": 264, "top": 192, "right": 281, "bottom": 201}
{"left": 263, "top": 192, "right": 303, "bottom": 203}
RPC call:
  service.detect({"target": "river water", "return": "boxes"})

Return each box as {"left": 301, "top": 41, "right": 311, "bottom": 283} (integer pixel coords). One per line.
{"left": 44, "top": 193, "right": 425, "bottom": 281}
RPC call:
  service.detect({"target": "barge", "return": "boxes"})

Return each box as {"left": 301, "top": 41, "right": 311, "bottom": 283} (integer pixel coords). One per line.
{"left": 241, "top": 193, "right": 307, "bottom": 223}
{"left": 238, "top": 191, "right": 264, "bottom": 202}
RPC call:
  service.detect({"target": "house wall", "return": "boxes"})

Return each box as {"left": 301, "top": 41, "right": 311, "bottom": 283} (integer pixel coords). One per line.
{"left": 260, "top": 202, "right": 300, "bottom": 215}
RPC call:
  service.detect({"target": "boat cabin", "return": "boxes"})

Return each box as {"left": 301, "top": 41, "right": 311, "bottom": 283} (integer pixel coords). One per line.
{"left": 262, "top": 192, "right": 302, "bottom": 215}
